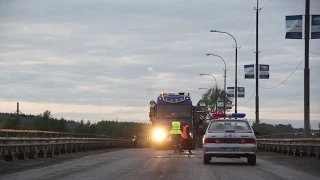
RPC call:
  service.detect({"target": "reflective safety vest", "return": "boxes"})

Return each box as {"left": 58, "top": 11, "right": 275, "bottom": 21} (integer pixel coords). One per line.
{"left": 170, "top": 121, "right": 182, "bottom": 134}
{"left": 132, "top": 135, "right": 137, "bottom": 142}
{"left": 182, "top": 125, "right": 190, "bottom": 139}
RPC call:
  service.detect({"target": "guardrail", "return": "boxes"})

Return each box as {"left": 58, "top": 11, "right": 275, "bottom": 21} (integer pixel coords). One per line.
{"left": 257, "top": 131, "right": 320, "bottom": 139}
{"left": 0, "top": 129, "right": 134, "bottom": 161}
{"left": 0, "top": 129, "right": 115, "bottom": 138}
{"left": 257, "top": 138, "right": 320, "bottom": 159}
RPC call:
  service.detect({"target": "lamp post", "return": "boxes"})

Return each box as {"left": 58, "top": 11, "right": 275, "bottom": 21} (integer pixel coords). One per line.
{"left": 206, "top": 53, "right": 227, "bottom": 113}
{"left": 210, "top": 30, "right": 238, "bottom": 113}
{"left": 199, "top": 74, "right": 218, "bottom": 113}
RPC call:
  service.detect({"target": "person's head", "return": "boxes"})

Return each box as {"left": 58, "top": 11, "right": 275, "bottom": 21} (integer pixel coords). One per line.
{"left": 184, "top": 122, "right": 190, "bottom": 126}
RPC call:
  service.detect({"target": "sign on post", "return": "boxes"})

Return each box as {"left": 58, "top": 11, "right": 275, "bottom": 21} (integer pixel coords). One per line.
{"left": 244, "top": 64, "right": 270, "bottom": 79}
{"left": 259, "top": 64, "right": 270, "bottom": 79}
{"left": 285, "top": 15, "right": 303, "bottom": 39}
{"left": 238, "top": 87, "right": 245, "bottom": 98}
{"left": 244, "top": 64, "right": 255, "bottom": 79}
{"left": 311, "top": 15, "right": 320, "bottom": 39}
{"left": 226, "top": 87, "right": 234, "bottom": 98}
{"left": 217, "top": 100, "right": 232, "bottom": 109}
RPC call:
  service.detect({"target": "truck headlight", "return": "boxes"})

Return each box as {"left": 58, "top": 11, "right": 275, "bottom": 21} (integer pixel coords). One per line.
{"left": 153, "top": 129, "right": 166, "bottom": 141}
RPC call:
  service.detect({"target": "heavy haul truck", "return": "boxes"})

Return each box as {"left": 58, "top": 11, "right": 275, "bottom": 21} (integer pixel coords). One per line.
{"left": 149, "top": 92, "right": 207, "bottom": 150}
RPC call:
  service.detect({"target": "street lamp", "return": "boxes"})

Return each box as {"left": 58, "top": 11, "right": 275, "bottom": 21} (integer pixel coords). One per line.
{"left": 206, "top": 53, "right": 227, "bottom": 113}
{"left": 210, "top": 30, "right": 238, "bottom": 113}
{"left": 199, "top": 74, "right": 218, "bottom": 113}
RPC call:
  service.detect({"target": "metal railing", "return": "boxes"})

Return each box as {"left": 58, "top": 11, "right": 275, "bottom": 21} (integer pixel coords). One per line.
{"left": 256, "top": 131, "right": 320, "bottom": 159}
{"left": 0, "top": 129, "right": 134, "bottom": 161}
{"left": 257, "top": 131, "right": 320, "bottom": 139}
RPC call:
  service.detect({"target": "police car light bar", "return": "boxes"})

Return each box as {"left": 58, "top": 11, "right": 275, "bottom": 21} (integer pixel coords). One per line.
{"left": 211, "top": 113, "right": 246, "bottom": 118}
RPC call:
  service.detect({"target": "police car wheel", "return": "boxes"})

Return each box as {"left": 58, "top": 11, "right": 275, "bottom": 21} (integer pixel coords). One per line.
{"left": 247, "top": 155, "right": 256, "bottom": 165}
{"left": 203, "top": 155, "right": 211, "bottom": 164}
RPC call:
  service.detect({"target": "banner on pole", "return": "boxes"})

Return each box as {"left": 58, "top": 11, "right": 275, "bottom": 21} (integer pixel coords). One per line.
{"left": 244, "top": 64, "right": 255, "bottom": 79}
{"left": 217, "top": 100, "right": 232, "bottom": 109}
{"left": 238, "top": 87, "right": 245, "bottom": 98}
{"left": 311, "top": 15, "right": 320, "bottom": 39}
{"left": 259, "top": 64, "right": 270, "bottom": 79}
{"left": 244, "top": 64, "right": 270, "bottom": 79}
{"left": 285, "top": 15, "right": 303, "bottom": 39}
{"left": 226, "top": 87, "right": 234, "bottom": 98}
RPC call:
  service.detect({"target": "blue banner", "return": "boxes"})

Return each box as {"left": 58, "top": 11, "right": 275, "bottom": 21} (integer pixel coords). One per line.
{"left": 311, "top": 15, "right": 320, "bottom": 39}
{"left": 285, "top": 15, "right": 303, "bottom": 39}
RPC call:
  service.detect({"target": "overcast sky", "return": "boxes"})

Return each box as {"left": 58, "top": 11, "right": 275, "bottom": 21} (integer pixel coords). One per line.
{"left": 0, "top": 0, "right": 319, "bottom": 127}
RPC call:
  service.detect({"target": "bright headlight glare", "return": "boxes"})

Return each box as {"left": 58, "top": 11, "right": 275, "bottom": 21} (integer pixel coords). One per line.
{"left": 153, "top": 129, "right": 166, "bottom": 141}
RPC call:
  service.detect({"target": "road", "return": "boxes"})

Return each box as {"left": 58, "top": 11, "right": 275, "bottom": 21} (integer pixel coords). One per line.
{"left": 0, "top": 148, "right": 319, "bottom": 180}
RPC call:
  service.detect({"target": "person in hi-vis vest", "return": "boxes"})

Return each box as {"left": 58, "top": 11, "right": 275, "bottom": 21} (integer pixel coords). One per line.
{"left": 170, "top": 119, "right": 182, "bottom": 153}
{"left": 181, "top": 122, "right": 192, "bottom": 154}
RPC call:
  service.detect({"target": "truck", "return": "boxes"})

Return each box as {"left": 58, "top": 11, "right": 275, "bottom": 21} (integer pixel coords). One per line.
{"left": 149, "top": 92, "right": 207, "bottom": 150}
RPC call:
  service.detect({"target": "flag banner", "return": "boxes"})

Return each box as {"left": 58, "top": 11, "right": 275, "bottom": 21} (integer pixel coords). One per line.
{"left": 259, "top": 64, "right": 270, "bottom": 79}
{"left": 244, "top": 64, "right": 255, "bottom": 79}
{"left": 285, "top": 15, "right": 303, "bottom": 39}
{"left": 226, "top": 87, "right": 234, "bottom": 98}
{"left": 217, "top": 100, "right": 224, "bottom": 108}
{"left": 226, "top": 101, "right": 232, "bottom": 109}
{"left": 311, "top": 15, "right": 320, "bottom": 39}
{"left": 238, "top": 87, "right": 245, "bottom": 98}
{"left": 217, "top": 100, "right": 232, "bottom": 109}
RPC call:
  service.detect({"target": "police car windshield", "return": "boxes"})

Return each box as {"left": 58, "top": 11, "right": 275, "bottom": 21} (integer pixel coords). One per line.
{"left": 208, "top": 120, "right": 251, "bottom": 132}
{"left": 157, "top": 105, "right": 191, "bottom": 118}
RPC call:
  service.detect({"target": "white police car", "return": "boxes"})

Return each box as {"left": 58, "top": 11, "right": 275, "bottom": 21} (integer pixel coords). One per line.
{"left": 202, "top": 113, "right": 258, "bottom": 165}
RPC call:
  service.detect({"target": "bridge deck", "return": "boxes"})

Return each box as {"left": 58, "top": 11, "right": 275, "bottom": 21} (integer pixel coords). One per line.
{"left": 0, "top": 148, "right": 319, "bottom": 180}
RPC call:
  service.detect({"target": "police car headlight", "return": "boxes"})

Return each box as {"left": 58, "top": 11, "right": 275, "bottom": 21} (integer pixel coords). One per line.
{"left": 153, "top": 129, "right": 166, "bottom": 141}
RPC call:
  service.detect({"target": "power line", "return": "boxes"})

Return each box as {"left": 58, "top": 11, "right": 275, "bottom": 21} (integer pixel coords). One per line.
{"left": 239, "top": 9, "right": 255, "bottom": 44}
{"left": 239, "top": 90, "right": 255, "bottom": 105}
{"left": 260, "top": 0, "right": 272, "bottom": 9}
{"left": 240, "top": 21, "right": 256, "bottom": 47}
{"left": 259, "top": 59, "right": 304, "bottom": 89}
{"left": 310, "top": 51, "right": 320, "bottom": 56}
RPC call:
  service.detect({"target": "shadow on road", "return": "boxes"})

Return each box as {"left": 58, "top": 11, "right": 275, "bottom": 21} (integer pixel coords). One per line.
{"left": 208, "top": 162, "right": 251, "bottom": 166}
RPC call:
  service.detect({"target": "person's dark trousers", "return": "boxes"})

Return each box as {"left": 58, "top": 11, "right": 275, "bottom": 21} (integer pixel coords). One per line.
{"left": 182, "top": 139, "right": 192, "bottom": 153}
{"left": 171, "top": 134, "right": 181, "bottom": 153}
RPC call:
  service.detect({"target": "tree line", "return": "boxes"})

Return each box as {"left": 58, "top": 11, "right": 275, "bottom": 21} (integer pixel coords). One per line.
{"left": 0, "top": 110, "right": 151, "bottom": 139}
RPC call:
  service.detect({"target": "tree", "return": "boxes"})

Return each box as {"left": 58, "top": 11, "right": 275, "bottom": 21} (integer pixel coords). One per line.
{"left": 201, "top": 87, "right": 226, "bottom": 113}
{"left": 2, "top": 114, "right": 21, "bottom": 129}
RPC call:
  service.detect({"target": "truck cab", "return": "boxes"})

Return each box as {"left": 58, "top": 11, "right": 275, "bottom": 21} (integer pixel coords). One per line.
{"left": 149, "top": 92, "right": 207, "bottom": 150}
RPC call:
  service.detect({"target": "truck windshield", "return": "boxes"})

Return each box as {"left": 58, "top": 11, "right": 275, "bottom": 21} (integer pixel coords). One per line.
{"left": 157, "top": 105, "right": 191, "bottom": 118}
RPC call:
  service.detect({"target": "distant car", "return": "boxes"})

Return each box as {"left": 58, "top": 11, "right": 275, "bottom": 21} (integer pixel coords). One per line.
{"left": 202, "top": 113, "right": 258, "bottom": 165}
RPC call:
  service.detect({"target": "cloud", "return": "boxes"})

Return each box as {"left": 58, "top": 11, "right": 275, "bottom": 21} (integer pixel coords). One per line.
{"left": 0, "top": 0, "right": 319, "bottom": 126}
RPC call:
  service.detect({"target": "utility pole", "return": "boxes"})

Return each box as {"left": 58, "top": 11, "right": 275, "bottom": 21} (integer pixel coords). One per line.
{"left": 223, "top": 67, "right": 227, "bottom": 113}
{"left": 304, "top": 0, "right": 310, "bottom": 137}
{"left": 254, "top": 0, "right": 261, "bottom": 125}
{"left": 235, "top": 46, "right": 238, "bottom": 114}
{"left": 16, "top": 102, "right": 20, "bottom": 115}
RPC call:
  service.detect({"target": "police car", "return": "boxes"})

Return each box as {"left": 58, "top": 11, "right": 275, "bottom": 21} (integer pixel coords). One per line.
{"left": 202, "top": 113, "right": 258, "bottom": 165}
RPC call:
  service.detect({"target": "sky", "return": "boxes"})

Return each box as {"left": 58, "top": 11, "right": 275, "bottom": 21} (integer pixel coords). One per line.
{"left": 0, "top": 0, "right": 319, "bottom": 128}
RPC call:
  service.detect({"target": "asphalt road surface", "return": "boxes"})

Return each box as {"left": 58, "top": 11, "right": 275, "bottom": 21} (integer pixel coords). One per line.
{"left": 0, "top": 148, "right": 319, "bottom": 180}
